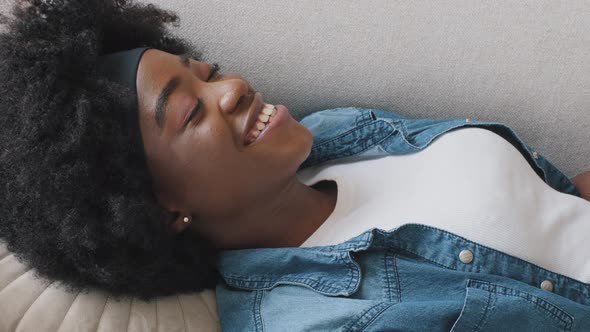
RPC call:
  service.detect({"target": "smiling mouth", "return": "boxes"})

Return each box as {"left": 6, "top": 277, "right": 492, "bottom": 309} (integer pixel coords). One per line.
{"left": 244, "top": 104, "right": 278, "bottom": 146}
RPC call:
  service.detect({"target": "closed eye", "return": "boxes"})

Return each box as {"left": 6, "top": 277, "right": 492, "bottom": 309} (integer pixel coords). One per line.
{"left": 184, "top": 98, "right": 202, "bottom": 126}
{"left": 207, "top": 63, "right": 220, "bottom": 81}
{"left": 184, "top": 63, "right": 221, "bottom": 127}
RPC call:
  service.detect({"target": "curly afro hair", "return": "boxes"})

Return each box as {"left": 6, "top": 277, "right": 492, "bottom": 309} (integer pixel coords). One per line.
{"left": 0, "top": 0, "right": 221, "bottom": 300}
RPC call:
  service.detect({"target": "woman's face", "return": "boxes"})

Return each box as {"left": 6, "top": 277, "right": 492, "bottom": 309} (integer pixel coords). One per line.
{"left": 135, "top": 49, "right": 313, "bottom": 234}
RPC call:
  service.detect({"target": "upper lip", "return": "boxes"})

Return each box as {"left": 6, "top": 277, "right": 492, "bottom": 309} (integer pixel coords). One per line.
{"left": 243, "top": 92, "right": 264, "bottom": 146}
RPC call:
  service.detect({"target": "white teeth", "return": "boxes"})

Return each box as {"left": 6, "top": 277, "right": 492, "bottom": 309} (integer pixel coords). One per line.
{"left": 246, "top": 104, "right": 278, "bottom": 145}
{"left": 258, "top": 113, "right": 270, "bottom": 122}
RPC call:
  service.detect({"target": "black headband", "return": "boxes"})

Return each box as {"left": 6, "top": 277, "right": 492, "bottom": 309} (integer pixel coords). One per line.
{"left": 96, "top": 47, "right": 154, "bottom": 155}
{"left": 96, "top": 47, "right": 154, "bottom": 113}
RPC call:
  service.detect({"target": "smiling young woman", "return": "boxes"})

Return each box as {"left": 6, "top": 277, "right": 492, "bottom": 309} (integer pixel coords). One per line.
{"left": 2, "top": 1, "right": 590, "bottom": 331}
{"left": 0, "top": 0, "right": 335, "bottom": 300}
{"left": 135, "top": 48, "right": 336, "bottom": 250}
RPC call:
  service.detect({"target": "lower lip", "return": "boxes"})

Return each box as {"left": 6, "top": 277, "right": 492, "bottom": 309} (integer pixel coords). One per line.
{"left": 249, "top": 104, "right": 288, "bottom": 146}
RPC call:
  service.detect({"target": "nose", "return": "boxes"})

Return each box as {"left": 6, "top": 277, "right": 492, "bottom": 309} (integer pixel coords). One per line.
{"left": 217, "top": 74, "right": 252, "bottom": 114}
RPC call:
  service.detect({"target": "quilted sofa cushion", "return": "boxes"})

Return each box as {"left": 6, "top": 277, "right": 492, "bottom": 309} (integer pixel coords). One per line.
{"left": 0, "top": 242, "right": 220, "bottom": 332}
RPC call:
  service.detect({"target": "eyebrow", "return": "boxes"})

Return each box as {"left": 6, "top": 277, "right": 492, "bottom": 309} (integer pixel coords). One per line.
{"left": 154, "top": 53, "right": 192, "bottom": 128}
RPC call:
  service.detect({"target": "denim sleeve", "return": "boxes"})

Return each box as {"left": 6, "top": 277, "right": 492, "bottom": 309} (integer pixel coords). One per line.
{"left": 520, "top": 142, "right": 582, "bottom": 198}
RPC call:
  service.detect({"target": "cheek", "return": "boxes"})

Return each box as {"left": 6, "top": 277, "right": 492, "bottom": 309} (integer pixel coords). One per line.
{"left": 182, "top": 152, "right": 256, "bottom": 215}
{"left": 181, "top": 132, "right": 246, "bottom": 185}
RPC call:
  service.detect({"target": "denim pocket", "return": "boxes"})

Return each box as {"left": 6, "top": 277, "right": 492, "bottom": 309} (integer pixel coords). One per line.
{"left": 450, "top": 279, "right": 573, "bottom": 332}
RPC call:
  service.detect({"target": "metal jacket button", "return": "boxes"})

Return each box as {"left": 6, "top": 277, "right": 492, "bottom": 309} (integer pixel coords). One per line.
{"left": 459, "top": 250, "right": 474, "bottom": 264}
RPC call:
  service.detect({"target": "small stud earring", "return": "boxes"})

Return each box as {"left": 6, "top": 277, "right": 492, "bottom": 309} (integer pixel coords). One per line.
{"left": 183, "top": 216, "right": 191, "bottom": 223}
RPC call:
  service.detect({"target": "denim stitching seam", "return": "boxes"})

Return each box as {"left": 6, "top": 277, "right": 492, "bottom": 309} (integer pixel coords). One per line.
{"left": 393, "top": 255, "right": 405, "bottom": 303}
{"left": 343, "top": 302, "right": 395, "bottom": 332}
{"left": 468, "top": 280, "right": 574, "bottom": 328}
{"left": 253, "top": 290, "right": 265, "bottom": 331}
{"left": 382, "top": 251, "right": 393, "bottom": 302}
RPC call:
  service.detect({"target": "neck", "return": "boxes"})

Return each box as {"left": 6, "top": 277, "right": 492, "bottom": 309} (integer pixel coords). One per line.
{"left": 269, "top": 179, "right": 338, "bottom": 247}
{"left": 205, "top": 178, "right": 338, "bottom": 250}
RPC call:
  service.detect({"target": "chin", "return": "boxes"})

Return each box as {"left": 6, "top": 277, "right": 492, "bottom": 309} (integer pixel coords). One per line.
{"left": 294, "top": 127, "right": 314, "bottom": 166}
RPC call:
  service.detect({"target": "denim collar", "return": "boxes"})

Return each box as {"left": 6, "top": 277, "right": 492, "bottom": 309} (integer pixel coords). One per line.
{"left": 218, "top": 224, "right": 590, "bottom": 304}
{"left": 217, "top": 229, "right": 374, "bottom": 296}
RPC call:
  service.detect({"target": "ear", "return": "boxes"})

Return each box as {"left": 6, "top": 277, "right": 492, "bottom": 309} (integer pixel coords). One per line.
{"left": 154, "top": 190, "right": 193, "bottom": 234}
{"left": 169, "top": 214, "right": 194, "bottom": 234}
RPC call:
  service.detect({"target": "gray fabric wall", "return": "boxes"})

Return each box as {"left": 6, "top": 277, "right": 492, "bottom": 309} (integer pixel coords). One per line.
{"left": 1, "top": 0, "right": 588, "bottom": 177}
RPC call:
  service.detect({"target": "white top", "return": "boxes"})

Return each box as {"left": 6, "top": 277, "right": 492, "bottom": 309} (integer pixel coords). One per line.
{"left": 296, "top": 128, "right": 590, "bottom": 283}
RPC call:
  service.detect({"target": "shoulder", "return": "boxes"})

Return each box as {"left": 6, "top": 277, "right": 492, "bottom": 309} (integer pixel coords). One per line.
{"left": 299, "top": 107, "right": 406, "bottom": 138}
{"left": 299, "top": 107, "right": 407, "bottom": 126}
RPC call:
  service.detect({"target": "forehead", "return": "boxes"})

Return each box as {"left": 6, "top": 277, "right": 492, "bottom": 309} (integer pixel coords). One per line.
{"left": 136, "top": 49, "right": 183, "bottom": 112}
{"left": 135, "top": 50, "right": 194, "bottom": 183}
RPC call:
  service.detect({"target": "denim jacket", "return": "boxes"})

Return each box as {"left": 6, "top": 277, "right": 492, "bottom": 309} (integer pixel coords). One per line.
{"left": 215, "top": 107, "right": 588, "bottom": 331}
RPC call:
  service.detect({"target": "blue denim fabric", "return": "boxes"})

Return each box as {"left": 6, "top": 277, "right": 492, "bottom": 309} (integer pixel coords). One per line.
{"left": 297, "top": 107, "right": 580, "bottom": 198}
{"left": 216, "top": 108, "right": 587, "bottom": 331}
{"left": 217, "top": 225, "right": 590, "bottom": 331}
